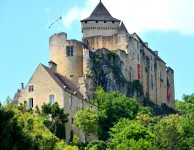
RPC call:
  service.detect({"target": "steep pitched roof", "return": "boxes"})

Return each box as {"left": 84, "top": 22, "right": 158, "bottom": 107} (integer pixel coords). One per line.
{"left": 130, "top": 32, "right": 166, "bottom": 63}
{"left": 81, "top": 1, "right": 120, "bottom": 22}
{"left": 118, "top": 22, "right": 129, "bottom": 34}
{"left": 42, "top": 64, "right": 85, "bottom": 100}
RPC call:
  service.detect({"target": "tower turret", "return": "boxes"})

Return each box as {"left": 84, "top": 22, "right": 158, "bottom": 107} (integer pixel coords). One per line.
{"left": 81, "top": 1, "right": 120, "bottom": 37}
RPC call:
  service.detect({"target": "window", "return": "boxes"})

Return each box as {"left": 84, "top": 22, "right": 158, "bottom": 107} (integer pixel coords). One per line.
{"left": 71, "top": 117, "right": 74, "bottom": 124}
{"left": 85, "top": 21, "right": 87, "bottom": 23}
{"left": 28, "top": 85, "right": 34, "bottom": 92}
{"left": 66, "top": 46, "right": 74, "bottom": 56}
{"left": 104, "top": 21, "right": 106, "bottom": 23}
{"left": 68, "top": 97, "right": 72, "bottom": 109}
{"left": 80, "top": 101, "right": 84, "bottom": 108}
{"left": 137, "top": 54, "right": 139, "bottom": 62}
{"left": 49, "top": 95, "right": 54, "bottom": 104}
{"left": 112, "top": 21, "right": 115, "bottom": 23}
{"left": 29, "top": 98, "right": 33, "bottom": 108}
{"left": 96, "top": 21, "right": 98, "bottom": 23}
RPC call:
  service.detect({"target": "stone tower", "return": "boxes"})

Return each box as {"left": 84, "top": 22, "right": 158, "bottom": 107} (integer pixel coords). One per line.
{"left": 49, "top": 33, "right": 83, "bottom": 85}
{"left": 81, "top": 1, "right": 120, "bottom": 38}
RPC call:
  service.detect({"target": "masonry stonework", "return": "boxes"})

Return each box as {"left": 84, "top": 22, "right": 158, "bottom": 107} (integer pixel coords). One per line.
{"left": 15, "top": 0, "right": 175, "bottom": 143}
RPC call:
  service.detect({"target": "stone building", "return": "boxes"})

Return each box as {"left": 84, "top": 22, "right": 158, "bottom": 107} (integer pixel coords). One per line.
{"left": 48, "top": 1, "right": 175, "bottom": 108}
{"left": 15, "top": 0, "right": 175, "bottom": 142}
{"left": 17, "top": 62, "right": 97, "bottom": 141}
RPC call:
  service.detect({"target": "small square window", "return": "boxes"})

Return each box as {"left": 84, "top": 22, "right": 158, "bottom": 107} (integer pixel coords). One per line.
{"left": 28, "top": 85, "right": 34, "bottom": 92}
{"left": 96, "top": 21, "right": 98, "bottom": 23}
{"left": 104, "top": 21, "right": 106, "bottom": 23}
{"left": 29, "top": 98, "right": 33, "bottom": 108}
{"left": 66, "top": 46, "right": 74, "bottom": 56}
{"left": 49, "top": 95, "right": 54, "bottom": 105}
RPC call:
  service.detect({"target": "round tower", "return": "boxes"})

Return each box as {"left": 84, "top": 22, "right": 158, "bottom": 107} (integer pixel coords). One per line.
{"left": 49, "top": 32, "right": 83, "bottom": 85}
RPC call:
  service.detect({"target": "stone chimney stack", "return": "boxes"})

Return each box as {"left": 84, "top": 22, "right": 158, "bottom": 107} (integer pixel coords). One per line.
{"left": 48, "top": 60, "right": 57, "bottom": 73}
{"left": 144, "top": 42, "right": 148, "bottom": 48}
{"left": 154, "top": 51, "right": 158, "bottom": 55}
{"left": 21, "top": 83, "right": 24, "bottom": 90}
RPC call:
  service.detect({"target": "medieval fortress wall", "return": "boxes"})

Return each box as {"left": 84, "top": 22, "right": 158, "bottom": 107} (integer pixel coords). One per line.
{"left": 49, "top": 1, "right": 175, "bottom": 108}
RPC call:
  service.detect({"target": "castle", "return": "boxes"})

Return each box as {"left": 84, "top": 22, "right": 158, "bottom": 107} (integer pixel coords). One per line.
{"left": 14, "top": 0, "right": 175, "bottom": 141}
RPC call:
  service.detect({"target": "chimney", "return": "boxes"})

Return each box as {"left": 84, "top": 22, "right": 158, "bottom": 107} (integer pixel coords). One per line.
{"left": 144, "top": 42, "right": 148, "bottom": 48}
{"left": 154, "top": 51, "right": 158, "bottom": 55}
{"left": 48, "top": 60, "right": 57, "bottom": 73}
{"left": 21, "top": 83, "right": 24, "bottom": 90}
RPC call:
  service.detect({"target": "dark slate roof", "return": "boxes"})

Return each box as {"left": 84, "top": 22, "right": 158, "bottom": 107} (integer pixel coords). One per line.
{"left": 131, "top": 32, "right": 166, "bottom": 63}
{"left": 42, "top": 64, "right": 85, "bottom": 100}
{"left": 118, "top": 22, "right": 129, "bottom": 34}
{"left": 81, "top": 1, "right": 120, "bottom": 22}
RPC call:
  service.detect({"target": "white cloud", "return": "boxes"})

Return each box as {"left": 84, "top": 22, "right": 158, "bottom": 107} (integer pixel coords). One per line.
{"left": 63, "top": 0, "right": 194, "bottom": 36}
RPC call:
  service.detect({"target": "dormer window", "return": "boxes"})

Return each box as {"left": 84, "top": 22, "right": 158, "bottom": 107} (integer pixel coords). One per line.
{"left": 66, "top": 46, "right": 74, "bottom": 56}
{"left": 28, "top": 85, "right": 34, "bottom": 92}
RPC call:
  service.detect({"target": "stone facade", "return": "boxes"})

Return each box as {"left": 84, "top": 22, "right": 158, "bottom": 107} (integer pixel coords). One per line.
{"left": 49, "top": 33, "right": 83, "bottom": 85}
{"left": 48, "top": 1, "right": 175, "bottom": 108}
{"left": 19, "top": 64, "right": 97, "bottom": 142}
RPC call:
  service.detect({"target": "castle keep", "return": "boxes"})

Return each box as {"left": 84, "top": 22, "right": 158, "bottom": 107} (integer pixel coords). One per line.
{"left": 15, "top": 0, "right": 175, "bottom": 142}
{"left": 49, "top": 1, "right": 175, "bottom": 108}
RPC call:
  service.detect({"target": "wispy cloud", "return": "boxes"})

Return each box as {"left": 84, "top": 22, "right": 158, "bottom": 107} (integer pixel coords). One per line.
{"left": 63, "top": 0, "right": 194, "bottom": 36}
{"left": 62, "top": 0, "right": 94, "bottom": 29}
{"left": 44, "top": 7, "right": 51, "bottom": 13}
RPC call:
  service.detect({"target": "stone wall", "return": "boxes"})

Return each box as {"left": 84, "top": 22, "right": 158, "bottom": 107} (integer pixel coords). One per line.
{"left": 166, "top": 67, "right": 175, "bottom": 108}
{"left": 20, "top": 64, "right": 64, "bottom": 107}
{"left": 49, "top": 32, "right": 83, "bottom": 85}
{"left": 81, "top": 21, "right": 120, "bottom": 38}
{"left": 86, "top": 34, "right": 128, "bottom": 52}
{"left": 20, "top": 64, "right": 98, "bottom": 142}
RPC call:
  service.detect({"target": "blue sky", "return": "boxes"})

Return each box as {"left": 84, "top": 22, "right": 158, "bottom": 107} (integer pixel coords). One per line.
{"left": 0, "top": 0, "right": 194, "bottom": 104}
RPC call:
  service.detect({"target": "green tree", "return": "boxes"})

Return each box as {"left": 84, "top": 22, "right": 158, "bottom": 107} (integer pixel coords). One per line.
{"left": 85, "top": 140, "right": 107, "bottom": 150}
{"left": 41, "top": 102, "right": 68, "bottom": 139}
{"left": 73, "top": 107, "right": 98, "bottom": 142}
{"left": 154, "top": 114, "right": 185, "bottom": 150}
{"left": 176, "top": 100, "right": 194, "bottom": 119}
{"left": 64, "top": 145, "right": 79, "bottom": 150}
{"left": 109, "top": 118, "right": 154, "bottom": 149}
{"left": 182, "top": 93, "right": 194, "bottom": 104}
{"left": 92, "top": 87, "right": 140, "bottom": 140}
{"left": 0, "top": 108, "right": 33, "bottom": 149}
{"left": 175, "top": 99, "right": 194, "bottom": 149}
{"left": 0, "top": 106, "right": 67, "bottom": 150}
{"left": 5, "top": 96, "right": 14, "bottom": 109}
{"left": 115, "top": 139, "right": 154, "bottom": 150}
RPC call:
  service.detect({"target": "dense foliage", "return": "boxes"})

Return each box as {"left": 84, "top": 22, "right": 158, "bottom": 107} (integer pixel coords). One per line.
{"left": 1, "top": 92, "right": 194, "bottom": 149}
{"left": 73, "top": 107, "right": 98, "bottom": 142}
{"left": 92, "top": 87, "right": 139, "bottom": 140}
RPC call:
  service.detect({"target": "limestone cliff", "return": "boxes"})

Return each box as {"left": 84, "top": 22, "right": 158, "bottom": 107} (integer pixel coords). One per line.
{"left": 83, "top": 48, "right": 143, "bottom": 102}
